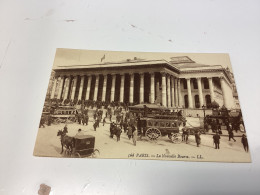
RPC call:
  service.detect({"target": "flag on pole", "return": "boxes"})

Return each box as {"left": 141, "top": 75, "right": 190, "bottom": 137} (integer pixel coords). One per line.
{"left": 101, "top": 54, "right": 105, "bottom": 62}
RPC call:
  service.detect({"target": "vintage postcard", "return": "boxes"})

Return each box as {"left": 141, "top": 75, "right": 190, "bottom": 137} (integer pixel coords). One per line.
{"left": 33, "top": 48, "right": 251, "bottom": 162}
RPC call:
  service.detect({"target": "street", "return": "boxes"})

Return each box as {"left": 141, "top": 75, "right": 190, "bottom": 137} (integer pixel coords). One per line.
{"left": 33, "top": 118, "right": 251, "bottom": 162}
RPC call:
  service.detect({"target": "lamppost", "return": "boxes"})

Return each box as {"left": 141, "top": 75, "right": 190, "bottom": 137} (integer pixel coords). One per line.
{"left": 202, "top": 104, "right": 206, "bottom": 131}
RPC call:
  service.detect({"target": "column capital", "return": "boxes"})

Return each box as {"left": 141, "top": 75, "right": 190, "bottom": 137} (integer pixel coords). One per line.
{"left": 186, "top": 78, "right": 191, "bottom": 81}
{"left": 160, "top": 72, "right": 166, "bottom": 77}
{"left": 120, "top": 73, "right": 125, "bottom": 76}
{"left": 207, "top": 77, "right": 213, "bottom": 80}
{"left": 196, "top": 77, "right": 202, "bottom": 81}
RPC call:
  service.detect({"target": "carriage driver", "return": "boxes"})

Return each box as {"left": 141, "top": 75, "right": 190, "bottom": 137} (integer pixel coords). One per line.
{"left": 76, "top": 129, "right": 84, "bottom": 136}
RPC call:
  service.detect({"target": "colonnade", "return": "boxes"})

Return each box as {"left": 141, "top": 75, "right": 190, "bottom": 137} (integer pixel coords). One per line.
{"left": 50, "top": 72, "right": 228, "bottom": 108}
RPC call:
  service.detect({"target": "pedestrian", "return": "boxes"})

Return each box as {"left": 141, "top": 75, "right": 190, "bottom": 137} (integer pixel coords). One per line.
{"left": 182, "top": 126, "right": 187, "bottom": 142}
{"left": 185, "top": 129, "right": 190, "bottom": 144}
{"left": 120, "top": 120, "right": 123, "bottom": 129}
{"left": 132, "top": 125, "right": 138, "bottom": 146}
{"left": 195, "top": 130, "right": 201, "bottom": 147}
{"left": 109, "top": 114, "right": 112, "bottom": 122}
{"left": 241, "top": 134, "right": 249, "bottom": 152}
{"left": 93, "top": 120, "right": 97, "bottom": 131}
{"left": 103, "top": 117, "right": 106, "bottom": 126}
{"left": 110, "top": 122, "right": 115, "bottom": 138}
{"left": 116, "top": 126, "right": 122, "bottom": 142}
{"left": 213, "top": 132, "right": 221, "bottom": 149}
{"left": 127, "top": 125, "right": 133, "bottom": 139}
{"left": 123, "top": 121, "right": 128, "bottom": 133}
{"left": 228, "top": 129, "right": 236, "bottom": 142}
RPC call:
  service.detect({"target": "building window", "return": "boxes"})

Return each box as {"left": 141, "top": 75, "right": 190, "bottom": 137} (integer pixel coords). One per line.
{"left": 193, "top": 79, "right": 198, "bottom": 89}
{"left": 194, "top": 95, "right": 200, "bottom": 108}
{"left": 183, "top": 79, "right": 187, "bottom": 89}
{"left": 204, "top": 79, "right": 209, "bottom": 89}
{"left": 184, "top": 95, "right": 189, "bottom": 108}
{"left": 205, "top": 95, "right": 211, "bottom": 108}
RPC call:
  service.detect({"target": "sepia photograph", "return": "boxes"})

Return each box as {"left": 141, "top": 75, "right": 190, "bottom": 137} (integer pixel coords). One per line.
{"left": 33, "top": 48, "right": 251, "bottom": 162}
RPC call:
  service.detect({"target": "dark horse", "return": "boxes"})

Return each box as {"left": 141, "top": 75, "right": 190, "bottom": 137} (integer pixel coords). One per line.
{"left": 57, "top": 129, "right": 74, "bottom": 155}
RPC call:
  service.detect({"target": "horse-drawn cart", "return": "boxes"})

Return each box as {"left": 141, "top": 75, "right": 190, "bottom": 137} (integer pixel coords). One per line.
{"left": 72, "top": 135, "right": 100, "bottom": 158}
{"left": 57, "top": 130, "right": 99, "bottom": 158}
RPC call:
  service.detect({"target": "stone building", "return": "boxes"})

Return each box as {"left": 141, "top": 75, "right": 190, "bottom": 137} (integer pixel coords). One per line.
{"left": 48, "top": 56, "right": 235, "bottom": 109}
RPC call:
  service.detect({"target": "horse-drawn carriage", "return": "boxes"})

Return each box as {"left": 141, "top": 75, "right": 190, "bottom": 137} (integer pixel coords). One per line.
{"left": 57, "top": 130, "right": 100, "bottom": 158}
{"left": 129, "top": 103, "right": 186, "bottom": 143}
{"left": 140, "top": 115, "right": 184, "bottom": 143}
{"left": 72, "top": 135, "right": 100, "bottom": 158}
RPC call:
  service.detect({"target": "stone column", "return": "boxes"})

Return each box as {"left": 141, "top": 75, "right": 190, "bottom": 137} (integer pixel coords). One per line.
{"left": 93, "top": 75, "right": 99, "bottom": 101}
{"left": 57, "top": 76, "right": 65, "bottom": 99}
{"left": 170, "top": 77, "right": 175, "bottom": 107}
{"left": 208, "top": 77, "right": 214, "bottom": 103}
{"left": 197, "top": 77, "right": 204, "bottom": 108}
{"left": 150, "top": 73, "right": 155, "bottom": 103}
{"left": 120, "top": 74, "right": 125, "bottom": 102}
{"left": 178, "top": 79, "right": 183, "bottom": 107}
{"left": 174, "top": 78, "right": 178, "bottom": 107}
{"left": 220, "top": 76, "right": 227, "bottom": 107}
{"left": 78, "top": 75, "right": 85, "bottom": 100}
{"left": 139, "top": 73, "right": 144, "bottom": 103}
{"left": 71, "top": 76, "right": 78, "bottom": 100}
{"left": 102, "top": 74, "right": 107, "bottom": 101}
{"left": 110, "top": 74, "right": 116, "bottom": 102}
{"left": 167, "top": 75, "right": 171, "bottom": 107}
{"left": 85, "top": 75, "right": 92, "bottom": 100}
{"left": 51, "top": 77, "right": 58, "bottom": 99}
{"left": 161, "top": 72, "right": 167, "bottom": 107}
{"left": 187, "top": 78, "right": 193, "bottom": 108}
{"left": 129, "top": 73, "right": 134, "bottom": 103}
{"left": 64, "top": 76, "right": 71, "bottom": 100}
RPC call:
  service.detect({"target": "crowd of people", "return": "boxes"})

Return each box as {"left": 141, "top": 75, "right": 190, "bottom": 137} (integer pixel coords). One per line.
{"left": 181, "top": 124, "right": 249, "bottom": 152}
{"left": 42, "top": 102, "right": 249, "bottom": 151}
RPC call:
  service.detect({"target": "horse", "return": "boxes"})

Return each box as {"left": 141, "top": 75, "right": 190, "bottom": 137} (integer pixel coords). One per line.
{"left": 57, "top": 130, "right": 74, "bottom": 155}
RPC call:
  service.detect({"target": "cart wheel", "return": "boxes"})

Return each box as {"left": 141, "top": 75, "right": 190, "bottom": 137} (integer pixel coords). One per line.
{"left": 75, "top": 152, "right": 81, "bottom": 158}
{"left": 171, "top": 134, "right": 182, "bottom": 144}
{"left": 91, "top": 149, "right": 100, "bottom": 158}
{"left": 145, "top": 128, "right": 161, "bottom": 141}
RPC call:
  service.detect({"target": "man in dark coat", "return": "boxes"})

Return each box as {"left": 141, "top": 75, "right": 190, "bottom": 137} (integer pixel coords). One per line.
{"left": 241, "top": 134, "right": 249, "bottom": 152}
{"left": 116, "top": 126, "right": 122, "bottom": 142}
{"left": 195, "top": 131, "right": 201, "bottom": 147}
{"left": 110, "top": 123, "right": 115, "bottom": 138}
{"left": 213, "top": 132, "right": 221, "bottom": 149}
{"left": 228, "top": 127, "right": 236, "bottom": 142}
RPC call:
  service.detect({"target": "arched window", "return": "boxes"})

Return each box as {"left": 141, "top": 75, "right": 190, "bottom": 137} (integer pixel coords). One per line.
{"left": 184, "top": 95, "right": 189, "bottom": 108}
{"left": 194, "top": 95, "right": 200, "bottom": 108}
{"left": 193, "top": 79, "right": 198, "bottom": 89}
{"left": 205, "top": 95, "right": 211, "bottom": 108}
{"left": 204, "top": 78, "right": 209, "bottom": 89}
{"left": 183, "top": 79, "right": 187, "bottom": 89}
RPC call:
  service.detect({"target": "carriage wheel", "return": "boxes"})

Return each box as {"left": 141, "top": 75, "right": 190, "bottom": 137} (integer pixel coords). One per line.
{"left": 91, "top": 149, "right": 100, "bottom": 158}
{"left": 171, "top": 134, "right": 182, "bottom": 144}
{"left": 75, "top": 152, "right": 81, "bottom": 158}
{"left": 145, "top": 128, "right": 161, "bottom": 141}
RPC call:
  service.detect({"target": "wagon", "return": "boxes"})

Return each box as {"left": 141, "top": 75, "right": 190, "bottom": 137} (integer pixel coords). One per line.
{"left": 72, "top": 135, "right": 100, "bottom": 158}
{"left": 140, "top": 116, "right": 183, "bottom": 143}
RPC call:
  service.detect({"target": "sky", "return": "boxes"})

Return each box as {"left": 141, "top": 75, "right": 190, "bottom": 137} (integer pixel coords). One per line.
{"left": 53, "top": 48, "right": 233, "bottom": 72}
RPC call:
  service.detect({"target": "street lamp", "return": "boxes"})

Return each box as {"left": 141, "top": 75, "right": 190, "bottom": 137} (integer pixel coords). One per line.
{"left": 202, "top": 104, "right": 206, "bottom": 131}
